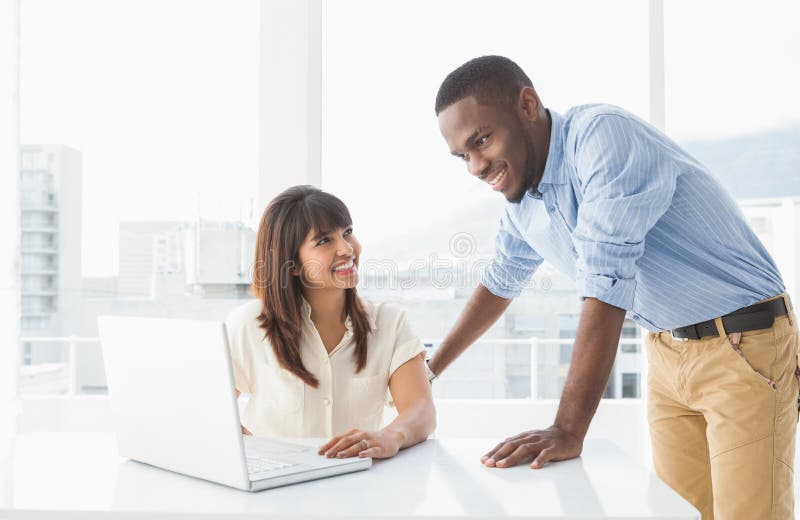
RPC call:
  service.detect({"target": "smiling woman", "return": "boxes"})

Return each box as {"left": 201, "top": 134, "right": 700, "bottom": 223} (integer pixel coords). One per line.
{"left": 225, "top": 186, "right": 436, "bottom": 460}
{"left": 249, "top": 185, "right": 370, "bottom": 387}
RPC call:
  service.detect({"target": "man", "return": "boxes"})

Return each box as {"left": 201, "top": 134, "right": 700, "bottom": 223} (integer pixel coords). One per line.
{"left": 428, "top": 55, "right": 798, "bottom": 519}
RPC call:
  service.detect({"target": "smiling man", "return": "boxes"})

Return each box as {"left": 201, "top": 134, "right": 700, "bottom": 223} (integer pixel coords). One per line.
{"left": 428, "top": 55, "right": 797, "bottom": 519}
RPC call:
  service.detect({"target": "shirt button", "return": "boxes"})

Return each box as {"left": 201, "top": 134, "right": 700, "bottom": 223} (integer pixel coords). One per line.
{"left": 323, "top": 398, "right": 331, "bottom": 406}
{"left": 548, "top": 206, "right": 555, "bottom": 213}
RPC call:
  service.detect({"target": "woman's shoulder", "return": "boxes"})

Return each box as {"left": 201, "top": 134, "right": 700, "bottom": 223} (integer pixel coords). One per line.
{"left": 359, "top": 298, "right": 409, "bottom": 332}
{"left": 225, "top": 299, "right": 263, "bottom": 334}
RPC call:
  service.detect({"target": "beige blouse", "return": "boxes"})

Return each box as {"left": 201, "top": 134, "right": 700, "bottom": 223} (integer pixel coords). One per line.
{"left": 225, "top": 298, "right": 426, "bottom": 438}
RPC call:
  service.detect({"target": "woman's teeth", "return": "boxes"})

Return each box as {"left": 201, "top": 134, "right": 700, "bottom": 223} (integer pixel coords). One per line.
{"left": 332, "top": 260, "right": 354, "bottom": 272}
{"left": 489, "top": 169, "right": 506, "bottom": 186}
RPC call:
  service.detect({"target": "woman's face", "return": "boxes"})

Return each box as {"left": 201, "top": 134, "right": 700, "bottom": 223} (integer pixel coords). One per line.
{"left": 296, "top": 224, "right": 361, "bottom": 291}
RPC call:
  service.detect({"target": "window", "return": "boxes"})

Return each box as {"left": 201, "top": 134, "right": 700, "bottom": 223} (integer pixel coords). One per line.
{"left": 664, "top": 1, "right": 800, "bottom": 200}
{"left": 19, "top": 0, "right": 259, "bottom": 395}
{"left": 748, "top": 217, "right": 771, "bottom": 236}
{"left": 622, "top": 373, "right": 640, "bottom": 399}
{"left": 16, "top": 1, "right": 797, "bottom": 410}
{"left": 559, "top": 344, "right": 573, "bottom": 365}
{"left": 620, "top": 319, "right": 641, "bottom": 353}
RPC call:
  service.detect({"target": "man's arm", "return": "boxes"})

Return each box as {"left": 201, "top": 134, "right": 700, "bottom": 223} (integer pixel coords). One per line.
{"left": 481, "top": 297, "right": 626, "bottom": 468}
{"left": 427, "top": 283, "right": 512, "bottom": 376}
{"left": 555, "top": 297, "right": 625, "bottom": 438}
{"left": 432, "top": 203, "right": 542, "bottom": 378}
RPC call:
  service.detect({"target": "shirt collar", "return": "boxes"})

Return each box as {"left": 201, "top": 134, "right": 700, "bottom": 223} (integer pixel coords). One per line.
{"left": 300, "top": 296, "right": 313, "bottom": 319}
{"left": 529, "top": 109, "right": 566, "bottom": 197}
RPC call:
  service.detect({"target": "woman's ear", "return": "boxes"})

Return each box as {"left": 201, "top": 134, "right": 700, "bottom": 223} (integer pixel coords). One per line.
{"left": 291, "top": 261, "right": 302, "bottom": 277}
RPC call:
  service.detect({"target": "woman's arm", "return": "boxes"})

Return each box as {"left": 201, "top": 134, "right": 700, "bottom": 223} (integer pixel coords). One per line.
{"left": 318, "top": 354, "right": 435, "bottom": 459}
{"left": 381, "top": 353, "right": 436, "bottom": 450}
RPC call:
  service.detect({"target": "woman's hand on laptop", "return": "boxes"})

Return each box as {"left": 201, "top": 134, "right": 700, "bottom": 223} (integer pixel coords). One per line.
{"left": 318, "top": 428, "right": 404, "bottom": 459}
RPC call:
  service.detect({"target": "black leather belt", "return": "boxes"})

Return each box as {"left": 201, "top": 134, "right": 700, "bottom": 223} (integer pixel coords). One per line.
{"left": 671, "top": 297, "right": 790, "bottom": 340}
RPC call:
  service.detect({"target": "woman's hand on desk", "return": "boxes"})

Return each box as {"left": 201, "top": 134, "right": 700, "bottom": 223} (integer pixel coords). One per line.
{"left": 480, "top": 425, "right": 583, "bottom": 469}
{"left": 318, "top": 428, "right": 404, "bottom": 459}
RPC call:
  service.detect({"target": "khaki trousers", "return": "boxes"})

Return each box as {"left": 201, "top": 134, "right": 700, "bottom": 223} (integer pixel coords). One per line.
{"left": 647, "top": 294, "right": 799, "bottom": 519}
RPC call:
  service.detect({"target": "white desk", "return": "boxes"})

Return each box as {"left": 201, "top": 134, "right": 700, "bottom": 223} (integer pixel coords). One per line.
{"left": 0, "top": 433, "right": 698, "bottom": 519}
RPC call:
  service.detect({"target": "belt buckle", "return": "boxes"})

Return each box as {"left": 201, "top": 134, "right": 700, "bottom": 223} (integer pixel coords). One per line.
{"left": 671, "top": 324, "right": 698, "bottom": 341}
{"left": 684, "top": 324, "right": 701, "bottom": 340}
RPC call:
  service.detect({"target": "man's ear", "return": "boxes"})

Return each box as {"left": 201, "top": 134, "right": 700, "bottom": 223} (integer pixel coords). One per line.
{"left": 517, "top": 87, "right": 542, "bottom": 123}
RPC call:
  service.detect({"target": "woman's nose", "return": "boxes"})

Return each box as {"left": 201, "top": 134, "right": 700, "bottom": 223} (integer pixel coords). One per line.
{"left": 336, "top": 239, "right": 354, "bottom": 256}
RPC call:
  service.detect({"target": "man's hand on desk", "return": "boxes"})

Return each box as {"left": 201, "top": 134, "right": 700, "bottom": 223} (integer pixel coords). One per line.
{"left": 480, "top": 425, "right": 583, "bottom": 469}
{"left": 481, "top": 299, "right": 622, "bottom": 470}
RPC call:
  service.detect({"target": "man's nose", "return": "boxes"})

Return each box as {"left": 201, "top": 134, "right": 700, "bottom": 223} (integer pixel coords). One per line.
{"left": 468, "top": 153, "right": 490, "bottom": 179}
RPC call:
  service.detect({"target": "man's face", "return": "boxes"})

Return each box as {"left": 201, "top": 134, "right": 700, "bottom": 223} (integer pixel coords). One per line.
{"left": 438, "top": 96, "right": 537, "bottom": 203}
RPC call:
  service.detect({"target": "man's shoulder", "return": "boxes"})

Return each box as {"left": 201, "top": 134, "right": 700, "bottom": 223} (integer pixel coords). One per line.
{"left": 562, "top": 104, "right": 649, "bottom": 154}
{"left": 565, "top": 103, "right": 636, "bottom": 132}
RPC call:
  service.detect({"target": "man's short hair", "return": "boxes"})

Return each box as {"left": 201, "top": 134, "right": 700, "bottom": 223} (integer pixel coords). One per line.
{"left": 435, "top": 55, "right": 533, "bottom": 115}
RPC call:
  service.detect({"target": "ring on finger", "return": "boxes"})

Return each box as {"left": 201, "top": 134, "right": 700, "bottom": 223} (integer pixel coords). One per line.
{"left": 361, "top": 439, "right": 369, "bottom": 450}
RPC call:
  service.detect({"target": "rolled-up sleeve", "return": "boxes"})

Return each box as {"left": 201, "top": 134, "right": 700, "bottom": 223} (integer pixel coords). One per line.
{"left": 481, "top": 207, "right": 543, "bottom": 299}
{"left": 572, "top": 114, "right": 677, "bottom": 310}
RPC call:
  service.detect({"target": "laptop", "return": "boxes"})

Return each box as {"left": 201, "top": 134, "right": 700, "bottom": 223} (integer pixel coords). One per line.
{"left": 98, "top": 315, "right": 371, "bottom": 492}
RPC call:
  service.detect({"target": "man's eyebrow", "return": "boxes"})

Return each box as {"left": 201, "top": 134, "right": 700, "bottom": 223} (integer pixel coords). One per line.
{"left": 451, "top": 127, "right": 486, "bottom": 156}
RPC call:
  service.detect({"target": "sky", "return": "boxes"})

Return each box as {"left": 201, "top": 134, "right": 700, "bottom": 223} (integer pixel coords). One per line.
{"left": 19, "top": 0, "right": 800, "bottom": 277}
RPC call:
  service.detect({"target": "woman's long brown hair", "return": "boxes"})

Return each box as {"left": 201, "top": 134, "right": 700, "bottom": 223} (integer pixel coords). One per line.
{"left": 251, "top": 185, "right": 372, "bottom": 387}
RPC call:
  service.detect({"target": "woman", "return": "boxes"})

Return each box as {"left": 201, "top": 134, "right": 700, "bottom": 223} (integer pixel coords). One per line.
{"left": 226, "top": 185, "right": 435, "bottom": 460}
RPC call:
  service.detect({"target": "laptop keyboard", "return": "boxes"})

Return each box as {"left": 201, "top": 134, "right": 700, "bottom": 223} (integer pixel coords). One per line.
{"left": 246, "top": 455, "right": 300, "bottom": 475}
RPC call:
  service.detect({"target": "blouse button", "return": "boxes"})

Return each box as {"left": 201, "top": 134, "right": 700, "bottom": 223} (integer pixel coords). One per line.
{"left": 322, "top": 398, "right": 331, "bottom": 406}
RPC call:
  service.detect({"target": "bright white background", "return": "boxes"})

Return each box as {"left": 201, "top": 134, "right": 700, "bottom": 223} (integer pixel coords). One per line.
{"left": 18, "top": 0, "right": 800, "bottom": 277}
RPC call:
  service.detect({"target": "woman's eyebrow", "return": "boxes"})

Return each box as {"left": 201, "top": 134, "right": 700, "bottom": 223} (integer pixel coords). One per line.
{"left": 311, "top": 229, "right": 331, "bottom": 241}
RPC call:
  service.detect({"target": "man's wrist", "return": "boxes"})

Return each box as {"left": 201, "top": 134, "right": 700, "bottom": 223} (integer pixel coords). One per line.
{"left": 552, "top": 419, "right": 589, "bottom": 442}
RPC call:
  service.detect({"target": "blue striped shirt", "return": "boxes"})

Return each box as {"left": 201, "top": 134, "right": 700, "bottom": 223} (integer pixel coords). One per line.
{"left": 481, "top": 104, "right": 785, "bottom": 332}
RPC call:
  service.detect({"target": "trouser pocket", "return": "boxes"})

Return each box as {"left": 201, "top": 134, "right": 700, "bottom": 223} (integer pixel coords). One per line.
{"left": 727, "top": 331, "right": 777, "bottom": 391}
{"left": 795, "top": 354, "right": 800, "bottom": 421}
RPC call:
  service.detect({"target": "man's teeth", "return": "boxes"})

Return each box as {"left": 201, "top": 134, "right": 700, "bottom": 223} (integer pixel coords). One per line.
{"left": 332, "top": 261, "right": 354, "bottom": 272}
{"left": 489, "top": 169, "right": 506, "bottom": 186}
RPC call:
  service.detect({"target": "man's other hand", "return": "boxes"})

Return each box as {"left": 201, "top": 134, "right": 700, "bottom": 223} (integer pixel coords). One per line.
{"left": 480, "top": 425, "right": 583, "bottom": 469}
